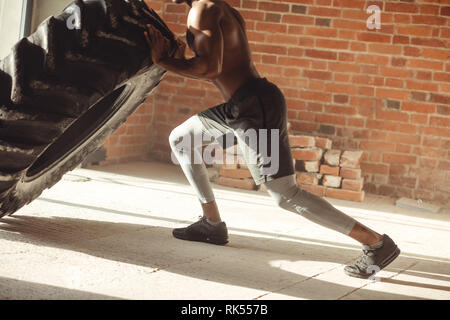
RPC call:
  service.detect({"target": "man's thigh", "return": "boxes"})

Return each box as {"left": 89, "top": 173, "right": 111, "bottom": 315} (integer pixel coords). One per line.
{"left": 196, "top": 101, "right": 294, "bottom": 185}
{"left": 196, "top": 103, "right": 238, "bottom": 149}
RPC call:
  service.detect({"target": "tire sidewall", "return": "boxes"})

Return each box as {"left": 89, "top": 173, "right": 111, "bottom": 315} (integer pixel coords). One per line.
{"left": 10, "top": 65, "right": 166, "bottom": 212}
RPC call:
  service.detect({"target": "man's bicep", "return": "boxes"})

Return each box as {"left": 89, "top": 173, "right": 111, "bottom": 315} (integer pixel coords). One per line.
{"left": 192, "top": 23, "right": 223, "bottom": 59}
{"left": 189, "top": 5, "right": 224, "bottom": 58}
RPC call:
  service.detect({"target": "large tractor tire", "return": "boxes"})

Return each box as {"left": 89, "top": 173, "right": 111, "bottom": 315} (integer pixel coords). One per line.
{"left": 0, "top": 0, "right": 176, "bottom": 218}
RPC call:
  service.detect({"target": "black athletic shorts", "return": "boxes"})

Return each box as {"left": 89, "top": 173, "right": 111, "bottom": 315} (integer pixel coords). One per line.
{"left": 197, "top": 77, "right": 295, "bottom": 185}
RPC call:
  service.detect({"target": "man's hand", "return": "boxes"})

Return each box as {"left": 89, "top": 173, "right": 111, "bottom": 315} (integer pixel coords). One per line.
{"left": 174, "top": 36, "right": 187, "bottom": 60}
{"left": 144, "top": 24, "right": 172, "bottom": 64}
{"left": 142, "top": 3, "right": 223, "bottom": 80}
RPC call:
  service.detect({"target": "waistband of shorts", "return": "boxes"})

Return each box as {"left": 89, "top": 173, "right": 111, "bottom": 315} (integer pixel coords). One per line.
{"left": 229, "top": 77, "right": 269, "bottom": 104}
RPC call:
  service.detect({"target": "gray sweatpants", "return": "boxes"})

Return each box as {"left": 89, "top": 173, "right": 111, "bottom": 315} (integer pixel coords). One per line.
{"left": 169, "top": 114, "right": 357, "bottom": 236}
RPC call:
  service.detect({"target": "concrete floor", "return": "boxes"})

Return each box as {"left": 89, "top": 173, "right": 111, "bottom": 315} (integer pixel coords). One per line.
{"left": 0, "top": 160, "right": 449, "bottom": 300}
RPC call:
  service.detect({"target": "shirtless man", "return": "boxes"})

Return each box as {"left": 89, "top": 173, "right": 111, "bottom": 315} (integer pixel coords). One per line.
{"left": 144, "top": 0, "right": 400, "bottom": 279}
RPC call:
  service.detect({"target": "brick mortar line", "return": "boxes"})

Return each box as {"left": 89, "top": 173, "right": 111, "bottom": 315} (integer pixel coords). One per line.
{"left": 249, "top": 38, "right": 449, "bottom": 51}
{"left": 153, "top": 82, "right": 450, "bottom": 95}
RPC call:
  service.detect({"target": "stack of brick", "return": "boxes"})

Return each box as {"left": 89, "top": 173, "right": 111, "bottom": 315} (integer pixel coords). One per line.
{"left": 217, "top": 145, "right": 259, "bottom": 191}
{"left": 290, "top": 135, "right": 365, "bottom": 202}
{"left": 215, "top": 135, "right": 365, "bottom": 202}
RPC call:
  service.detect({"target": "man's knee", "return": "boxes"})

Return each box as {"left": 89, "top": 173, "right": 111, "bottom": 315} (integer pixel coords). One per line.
{"left": 264, "top": 175, "right": 298, "bottom": 200}
{"left": 169, "top": 116, "right": 202, "bottom": 150}
{"left": 268, "top": 192, "right": 286, "bottom": 209}
{"left": 169, "top": 126, "right": 182, "bottom": 150}
{"left": 169, "top": 119, "right": 193, "bottom": 151}
{"left": 265, "top": 183, "right": 299, "bottom": 210}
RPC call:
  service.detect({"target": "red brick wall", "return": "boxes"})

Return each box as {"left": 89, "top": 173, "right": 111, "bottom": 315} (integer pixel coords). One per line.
{"left": 104, "top": 0, "right": 450, "bottom": 206}
{"left": 103, "top": 96, "right": 155, "bottom": 163}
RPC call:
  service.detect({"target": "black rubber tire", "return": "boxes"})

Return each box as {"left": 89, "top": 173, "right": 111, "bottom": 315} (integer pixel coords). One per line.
{"left": 0, "top": 0, "right": 176, "bottom": 217}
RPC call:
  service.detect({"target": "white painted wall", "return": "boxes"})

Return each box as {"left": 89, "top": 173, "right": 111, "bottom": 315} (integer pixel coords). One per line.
{"left": 0, "top": 0, "right": 79, "bottom": 59}
{"left": 31, "top": 0, "right": 72, "bottom": 32}
{"left": 0, "top": 0, "right": 24, "bottom": 59}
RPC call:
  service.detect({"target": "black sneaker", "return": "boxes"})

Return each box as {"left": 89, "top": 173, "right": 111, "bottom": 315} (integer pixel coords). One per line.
{"left": 344, "top": 234, "right": 401, "bottom": 279}
{"left": 172, "top": 216, "right": 229, "bottom": 245}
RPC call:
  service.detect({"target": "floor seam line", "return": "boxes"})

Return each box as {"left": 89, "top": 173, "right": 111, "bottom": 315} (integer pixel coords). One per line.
{"left": 337, "top": 261, "right": 419, "bottom": 300}
{"left": 253, "top": 262, "right": 347, "bottom": 300}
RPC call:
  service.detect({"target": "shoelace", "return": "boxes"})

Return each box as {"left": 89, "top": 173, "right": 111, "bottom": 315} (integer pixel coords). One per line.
{"left": 355, "top": 248, "right": 375, "bottom": 269}
{"left": 189, "top": 215, "right": 206, "bottom": 227}
{"left": 186, "top": 216, "right": 209, "bottom": 234}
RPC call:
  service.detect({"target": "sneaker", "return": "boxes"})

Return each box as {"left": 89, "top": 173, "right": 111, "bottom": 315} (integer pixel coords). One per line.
{"left": 344, "top": 234, "right": 401, "bottom": 279}
{"left": 172, "top": 216, "right": 229, "bottom": 245}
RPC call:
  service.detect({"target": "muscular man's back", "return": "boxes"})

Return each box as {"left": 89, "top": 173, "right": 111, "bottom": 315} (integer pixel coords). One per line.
{"left": 187, "top": 0, "right": 260, "bottom": 100}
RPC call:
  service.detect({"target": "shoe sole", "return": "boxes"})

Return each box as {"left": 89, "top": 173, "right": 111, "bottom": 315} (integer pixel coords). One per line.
{"left": 344, "top": 246, "right": 401, "bottom": 279}
{"left": 173, "top": 232, "right": 229, "bottom": 246}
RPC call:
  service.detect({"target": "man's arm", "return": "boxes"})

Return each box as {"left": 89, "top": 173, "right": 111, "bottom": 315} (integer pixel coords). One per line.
{"left": 147, "top": 4, "right": 224, "bottom": 80}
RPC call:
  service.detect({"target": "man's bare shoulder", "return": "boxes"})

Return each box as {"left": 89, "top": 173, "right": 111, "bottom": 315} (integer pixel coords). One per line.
{"left": 192, "top": 0, "right": 220, "bottom": 10}
{"left": 190, "top": 0, "right": 224, "bottom": 26}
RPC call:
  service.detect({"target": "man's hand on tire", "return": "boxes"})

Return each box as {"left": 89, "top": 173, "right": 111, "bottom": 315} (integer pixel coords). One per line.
{"left": 144, "top": 24, "right": 172, "bottom": 64}
{"left": 173, "top": 36, "right": 187, "bottom": 59}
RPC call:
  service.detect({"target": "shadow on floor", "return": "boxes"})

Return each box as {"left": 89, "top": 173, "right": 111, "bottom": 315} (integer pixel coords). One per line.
{"left": 35, "top": 197, "right": 450, "bottom": 263}
{"left": 0, "top": 276, "right": 120, "bottom": 300}
{"left": 1, "top": 215, "right": 449, "bottom": 300}
{"left": 72, "top": 161, "right": 450, "bottom": 224}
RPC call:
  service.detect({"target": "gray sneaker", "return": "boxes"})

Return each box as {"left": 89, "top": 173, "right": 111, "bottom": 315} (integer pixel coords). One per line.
{"left": 344, "top": 234, "right": 400, "bottom": 279}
